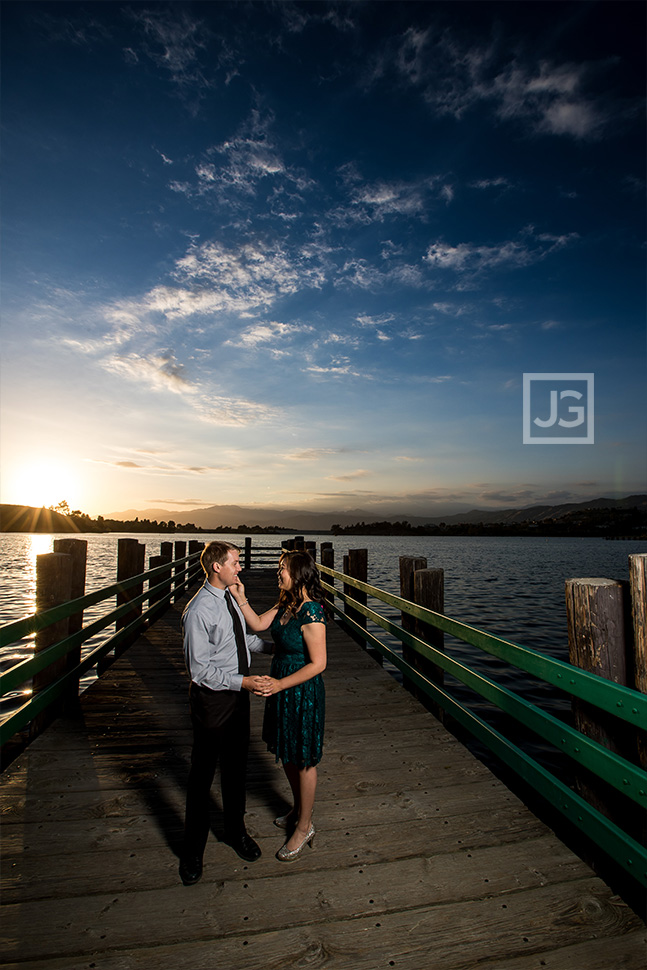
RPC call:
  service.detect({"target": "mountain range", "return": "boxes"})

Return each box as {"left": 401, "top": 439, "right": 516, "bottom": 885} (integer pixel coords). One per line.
{"left": 107, "top": 495, "right": 647, "bottom": 532}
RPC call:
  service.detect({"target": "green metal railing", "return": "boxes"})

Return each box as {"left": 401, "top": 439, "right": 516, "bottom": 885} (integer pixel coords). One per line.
{"left": 318, "top": 563, "right": 647, "bottom": 888}
{"left": 0, "top": 536, "right": 301, "bottom": 746}
{"left": 0, "top": 549, "right": 204, "bottom": 746}
{"left": 3, "top": 544, "right": 644, "bottom": 888}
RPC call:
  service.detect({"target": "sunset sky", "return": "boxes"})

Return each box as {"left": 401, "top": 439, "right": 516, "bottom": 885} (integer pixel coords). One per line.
{"left": 1, "top": 1, "right": 645, "bottom": 519}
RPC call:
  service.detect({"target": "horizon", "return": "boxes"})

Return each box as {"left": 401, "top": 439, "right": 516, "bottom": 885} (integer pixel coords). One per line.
{"left": 1, "top": 2, "right": 645, "bottom": 517}
{"left": 4, "top": 490, "right": 646, "bottom": 526}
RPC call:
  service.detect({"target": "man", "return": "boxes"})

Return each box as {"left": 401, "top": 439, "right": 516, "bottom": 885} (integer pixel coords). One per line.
{"left": 179, "top": 540, "right": 271, "bottom": 886}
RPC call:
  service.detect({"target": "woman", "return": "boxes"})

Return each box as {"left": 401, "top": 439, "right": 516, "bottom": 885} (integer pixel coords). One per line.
{"left": 230, "top": 551, "right": 327, "bottom": 861}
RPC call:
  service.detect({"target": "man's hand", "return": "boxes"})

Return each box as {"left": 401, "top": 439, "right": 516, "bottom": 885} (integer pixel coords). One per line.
{"left": 242, "top": 675, "right": 272, "bottom": 695}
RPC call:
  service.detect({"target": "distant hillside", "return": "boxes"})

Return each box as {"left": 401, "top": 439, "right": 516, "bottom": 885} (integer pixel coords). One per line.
{"left": 421, "top": 494, "right": 647, "bottom": 526}
{"left": 3, "top": 496, "right": 645, "bottom": 536}
{"left": 106, "top": 495, "right": 647, "bottom": 533}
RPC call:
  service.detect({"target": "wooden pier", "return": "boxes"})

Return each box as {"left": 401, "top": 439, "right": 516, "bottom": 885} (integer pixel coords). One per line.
{"left": 1, "top": 570, "right": 645, "bottom": 969}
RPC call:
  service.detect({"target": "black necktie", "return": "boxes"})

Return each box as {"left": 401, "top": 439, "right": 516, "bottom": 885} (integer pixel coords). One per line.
{"left": 224, "top": 589, "right": 249, "bottom": 676}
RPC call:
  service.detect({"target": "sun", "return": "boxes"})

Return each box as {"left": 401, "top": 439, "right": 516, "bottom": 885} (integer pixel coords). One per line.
{"left": 8, "top": 459, "right": 80, "bottom": 510}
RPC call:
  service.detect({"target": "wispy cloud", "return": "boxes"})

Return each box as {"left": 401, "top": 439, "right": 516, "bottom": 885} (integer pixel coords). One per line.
{"left": 129, "top": 6, "right": 214, "bottom": 108}
{"left": 306, "top": 357, "right": 366, "bottom": 379}
{"left": 225, "top": 320, "right": 313, "bottom": 350}
{"left": 171, "top": 107, "right": 313, "bottom": 215}
{"left": 101, "top": 352, "right": 194, "bottom": 395}
{"left": 332, "top": 164, "right": 448, "bottom": 225}
{"left": 98, "top": 350, "right": 277, "bottom": 427}
{"left": 424, "top": 226, "right": 578, "bottom": 279}
{"left": 286, "top": 447, "right": 357, "bottom": 462}
{"left": 327, "top": 469, "right": 371, "bottom": 482}
{"left": 370, "top": 25, "right": 621, "bottom": 140}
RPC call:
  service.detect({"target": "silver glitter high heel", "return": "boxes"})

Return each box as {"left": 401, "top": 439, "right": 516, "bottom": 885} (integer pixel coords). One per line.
{"left": 273, "top": 811, "right": 296, "bottom": 830}
{"left": 276, "top": 823, "right": 316, "bottom": 862}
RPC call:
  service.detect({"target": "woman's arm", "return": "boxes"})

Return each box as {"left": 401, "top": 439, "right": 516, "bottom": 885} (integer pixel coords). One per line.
{"left": 260, "top": 621, "right": 326, "bottom": 695}
{"left": 230, "top": 581, "right": 278, "bottom": 632}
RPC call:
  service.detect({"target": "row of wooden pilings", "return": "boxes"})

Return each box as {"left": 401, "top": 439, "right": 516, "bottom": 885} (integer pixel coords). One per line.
{"left": 21, "top": 537, "right": 205, "bottom": 748}
{"left": 24, "top": 535, "right": 317, "bottom": 745}
{"left": 334, "top": 546, "right": 647, "bottom": 846}
{"left": 18, "top": 540, "right": 647, "bottom": 788}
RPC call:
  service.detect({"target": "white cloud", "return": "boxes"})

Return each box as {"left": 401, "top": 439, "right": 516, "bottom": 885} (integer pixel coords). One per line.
{"left": 175, "top": 107, "right": 313, "bottom": 210}
{"left": 424, "top": 227, "right": 578, "bottom": 278}
{"left": 225, "top": 320, "right": 313, "bottom": 350}
{"left": 306, "top": 356, "right": 365, "bottom": 378}
{"left": 327, "top": 469, "right": 371, "bottom": 482}
{"left": 339, "top": 257, "right": 427, "bottom": 291}
{"left": 101, "top": 352, "right": 196, "bottom": 395}
{"left": 332, "top": 168, "right": 447, "bottom": 225}
{"left": 98, "top": 351, "right": 277, "bottom": 426}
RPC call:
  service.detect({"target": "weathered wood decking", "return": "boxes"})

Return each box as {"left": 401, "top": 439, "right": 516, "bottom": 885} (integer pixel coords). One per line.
{"left": 1, "top": 570, "right": 645, "bottom": 969}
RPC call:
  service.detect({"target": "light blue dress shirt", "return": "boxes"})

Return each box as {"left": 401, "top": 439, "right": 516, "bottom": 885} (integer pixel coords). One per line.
{"left": 182, "top": 580, "right": 269, "bottom": 691}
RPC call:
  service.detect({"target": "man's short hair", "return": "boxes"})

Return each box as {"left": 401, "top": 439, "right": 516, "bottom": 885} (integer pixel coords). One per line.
{"left": 201, "top": 540, "right": 239, "bottom": 575}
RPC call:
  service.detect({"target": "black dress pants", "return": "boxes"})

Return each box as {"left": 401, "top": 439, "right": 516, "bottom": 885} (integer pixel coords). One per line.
{"left": 183, "top": 683, "right": 250, "bottom": 858}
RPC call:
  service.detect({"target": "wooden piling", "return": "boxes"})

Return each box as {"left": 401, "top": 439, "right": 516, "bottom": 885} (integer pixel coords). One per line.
{"left": 173, "top": 541, "right": 187, "bottom": 598}
{"left": 52, "top": 539, "right": 87, "bottom": 705}
{"left": 188, "top": 540, "right": 204, "bottom": 587}
{"left": 629, "top": 554, "right": 647, "bottom": 771}
{"left": 149, "top": 554, "right": 173, "bottom": 623}
{"left": 399, "top": 556, "right": 427, "bottom": 697}
{"left": 244, "top": 536, "right": 252, "bottom": 570}
{"left": 414, "top": 567, "right": 445, "bottom": 720}
{"left": 320, "top": 544, "right": 334, "bottom": 609}
{"left": 115, "top": 538, "right": 145, "bottom": 658}
{"left": 565, "top": 576, "right": 638, "bottom": 832}
{"left": 30, "top": 553, "right": 72, "bottom": 739}
{"left": 346, "top": 548, "right": 368, "bottom": 650}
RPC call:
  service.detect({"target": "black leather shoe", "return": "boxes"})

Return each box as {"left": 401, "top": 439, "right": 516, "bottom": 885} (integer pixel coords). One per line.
{"left": 226, "top": 832, "right": 261, "bottom": 862}
{"left": 179, "top": 855, "right": 203, "bottom": 885}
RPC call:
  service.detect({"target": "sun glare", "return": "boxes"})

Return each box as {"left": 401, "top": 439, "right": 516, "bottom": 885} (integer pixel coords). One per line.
{"left": 9, "top": 460, "right": 79, "bottom": 510}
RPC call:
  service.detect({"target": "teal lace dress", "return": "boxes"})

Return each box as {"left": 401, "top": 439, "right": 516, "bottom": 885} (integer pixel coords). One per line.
{"left": 262, "top": 601, "right": 326, "bottom": 768}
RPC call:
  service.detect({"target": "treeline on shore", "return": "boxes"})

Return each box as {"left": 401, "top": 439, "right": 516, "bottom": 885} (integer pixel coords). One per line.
{"left": 0, "top": 505, "right": 286, "bottom": 535}
{"left": 2, "top": 503, "right": 645, "bottom": 538}
{"left": 332, "top": 506, "right": 647, "bottom": 538}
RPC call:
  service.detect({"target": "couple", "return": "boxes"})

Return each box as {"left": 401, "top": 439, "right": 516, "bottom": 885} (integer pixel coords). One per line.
{"left": 179, "top": 540, "right": 327, "bottom": 885}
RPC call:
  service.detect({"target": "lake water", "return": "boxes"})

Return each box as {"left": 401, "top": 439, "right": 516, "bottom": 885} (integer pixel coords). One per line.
{"left": 1, "top": 532, "right": 644, "bottom": 773}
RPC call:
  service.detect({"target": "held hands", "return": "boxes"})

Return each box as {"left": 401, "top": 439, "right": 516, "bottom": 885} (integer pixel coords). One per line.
{"left": 247, "top": 675, "right": 281, "bottom": 697}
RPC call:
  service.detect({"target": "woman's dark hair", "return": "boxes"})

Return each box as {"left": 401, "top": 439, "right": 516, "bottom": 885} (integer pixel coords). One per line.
{"left": 278, "top": 550, "right": 329, "bottom": 618}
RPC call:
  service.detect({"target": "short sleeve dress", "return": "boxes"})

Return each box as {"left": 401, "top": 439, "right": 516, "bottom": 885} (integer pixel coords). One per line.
{"left": 262, "top": 601, "right": 326, "bottom": 768}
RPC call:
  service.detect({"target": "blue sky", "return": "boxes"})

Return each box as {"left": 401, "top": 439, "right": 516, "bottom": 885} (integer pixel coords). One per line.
{"left": 1, "top": 1, "right": 645, "bottom": 518}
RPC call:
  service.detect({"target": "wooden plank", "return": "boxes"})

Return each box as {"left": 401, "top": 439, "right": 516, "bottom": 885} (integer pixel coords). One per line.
{"left": 0, "top": 848, "right": 629, "bottom": 962}
{"left": 1, "top": 881, "right": 643, "bottom": 970}
{"left": 0, "top": 807, "right": 553, "bottom": 901}
{"left": 1, "top": 572, "right": 644, "bottom": 970}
